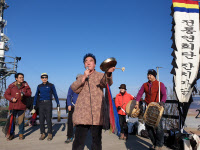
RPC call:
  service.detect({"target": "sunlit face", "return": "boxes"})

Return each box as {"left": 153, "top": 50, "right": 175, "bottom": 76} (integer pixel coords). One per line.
{"left": 84, "top": 57, "right": 96, "bottom": 71}
{"left": 120, "top": 88, "right": 126, "bottom": 94}
{"left": 16, "top": 75, "right": 24, "bottom": 84}
{"left": 41, "top": 76, "right": 48, "bottom": 84}
{"left": 147, "top": 74, "right": 156, "bottom": 82}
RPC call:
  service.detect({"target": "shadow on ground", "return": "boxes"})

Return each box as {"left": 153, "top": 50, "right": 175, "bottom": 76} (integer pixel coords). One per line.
{"left": 80, "top": 131, "right": 152, "bottom": 150}
{"left": 52, "top": 123, "right": 65, "bottom": 137}
{"left": 14, "top": 123, "right": 66, "bottom": 139}
{"left": 125, "top": 134, "right": 151, "bottom": 150}
{"left": 14, "top": 125, "right": 40, "bottom": 139}
{"left": 24, "top": 125, "right": 40, "bottom": 137}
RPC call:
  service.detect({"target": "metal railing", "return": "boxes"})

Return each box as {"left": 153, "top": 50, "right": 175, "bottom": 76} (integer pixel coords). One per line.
{"left": 0, "top": 98, "right": 67, "bottom": 122}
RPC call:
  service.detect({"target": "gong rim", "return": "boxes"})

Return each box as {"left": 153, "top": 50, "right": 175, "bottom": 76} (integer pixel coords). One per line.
{"left": 100, "top": 57, "right": 117, "bottom": 71}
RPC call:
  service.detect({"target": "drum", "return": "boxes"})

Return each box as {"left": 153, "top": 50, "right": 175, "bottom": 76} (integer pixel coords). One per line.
{"left": 126, "top": 100, "right": 140, "bottom": 118}
{"left": 143, "top": 102, "right": 164, "bottom": 128}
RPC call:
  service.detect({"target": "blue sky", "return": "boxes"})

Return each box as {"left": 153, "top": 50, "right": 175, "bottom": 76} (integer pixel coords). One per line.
{"left": 4, "top": 0, "right": 180, "bottom": 98}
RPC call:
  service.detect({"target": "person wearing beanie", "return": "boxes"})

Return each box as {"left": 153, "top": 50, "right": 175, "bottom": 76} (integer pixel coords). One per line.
{"left": 31, "top": 73, "right": 60, "bottom": 141}
{"left": 135, "top": 69, "right": 167, "bottom": 150}
{"left": 64, "top": 74, "right": 81, "bottom": 144}
{"left": 115, "top": 84, "right": 135, "bottom": 140}
{"left": 71, "top": 53, "right": 115, "bottom": 150}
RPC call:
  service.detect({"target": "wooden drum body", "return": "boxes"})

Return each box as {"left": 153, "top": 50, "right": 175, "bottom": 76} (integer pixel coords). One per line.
{"left": 143, "top": 102, "right": 164, "bottom": 128}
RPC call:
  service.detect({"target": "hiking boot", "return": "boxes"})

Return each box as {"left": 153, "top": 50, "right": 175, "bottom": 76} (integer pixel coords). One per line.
{"left": 6, "top": 134, "right": 14, "bottom": 141}
{"left": 19, "top": 134, "right": 24, "bottom": 140}
{"left": 119, "top": 133, "right": 124, "bottom": 140}
{"left": 64, "top": 137, "right": 73, "bottom": 144}
{"left": 39, "top": 133, "right": 45, "bottom": 140}
{"left": 155, "top": 147, "right": 162, "bottom": 150}
{"left": 47, "top": 133, "right": 52, "bottom": 141}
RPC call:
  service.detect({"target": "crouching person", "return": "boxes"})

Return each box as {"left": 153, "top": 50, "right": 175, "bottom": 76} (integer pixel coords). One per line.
{"left": 4, "top": 73, "right": 32, "bottom": 140}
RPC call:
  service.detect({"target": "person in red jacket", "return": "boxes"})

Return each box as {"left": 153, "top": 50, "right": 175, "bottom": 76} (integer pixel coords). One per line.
{"left": 115, "top": 84, "right": 134, "bottom": 140}
{"left": 4, "top": 73, "right": 32, "bottom": 140}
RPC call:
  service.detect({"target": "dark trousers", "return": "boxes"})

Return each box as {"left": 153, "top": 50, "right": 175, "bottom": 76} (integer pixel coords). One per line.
{"left": 39, "top": 101, "right": 52, "bottom": 134}
{"left": 10, "top": 110, "right": 25, "bottom": 135}
{"left": 67, "top": 106, "right": 74, "bottom": 138}
{"left": 72, "top": 125, "right": 102, "bottom": 150}
{"left": 118, "top": 115, "right": 128, "bottom": 135}
{"left": 145, "top": 119, "right": 164, "bottom": 147}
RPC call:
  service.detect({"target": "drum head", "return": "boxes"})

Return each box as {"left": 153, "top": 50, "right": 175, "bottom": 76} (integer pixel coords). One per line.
{"left": 126, "top": 100, "right": 136, "bottom": 116}
{"left": 100, "top": 57, "right": 117, "bottom": 72}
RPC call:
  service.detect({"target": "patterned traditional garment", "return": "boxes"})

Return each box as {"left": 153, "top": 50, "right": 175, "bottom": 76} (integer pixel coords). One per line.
{"left": 71, "top": 70, "right": 113, "bottom": 125}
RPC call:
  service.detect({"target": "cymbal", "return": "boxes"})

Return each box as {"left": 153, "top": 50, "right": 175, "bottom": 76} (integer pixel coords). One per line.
{"left": 100, "top": 57, "right": 117, "bottom": 72}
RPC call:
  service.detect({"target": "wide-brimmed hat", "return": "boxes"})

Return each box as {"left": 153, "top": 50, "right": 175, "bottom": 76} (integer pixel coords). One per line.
{"left": 119, "top": 84, "right": 127, "bottom": 90}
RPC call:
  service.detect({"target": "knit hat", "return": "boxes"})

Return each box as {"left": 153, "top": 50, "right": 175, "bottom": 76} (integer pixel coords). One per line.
{"left": 119, "top": 84, "right": 127, "bottom": 90}
{"left": 147, "top": 69, "right": 157, "bottom": 78}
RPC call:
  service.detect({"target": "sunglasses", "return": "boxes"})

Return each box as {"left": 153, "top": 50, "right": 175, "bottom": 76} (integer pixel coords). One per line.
{"left": 41, "top": 77, "right": 48, "bottom": 79}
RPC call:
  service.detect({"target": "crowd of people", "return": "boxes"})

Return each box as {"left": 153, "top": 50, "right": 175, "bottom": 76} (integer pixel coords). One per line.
{"left": 4, "top": 53, "right": 167, "bottom": 150}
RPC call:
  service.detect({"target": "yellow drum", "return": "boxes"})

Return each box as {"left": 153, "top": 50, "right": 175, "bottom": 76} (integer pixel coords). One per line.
{"left": 126, "top": 100, "right": 140, "bottom": 118}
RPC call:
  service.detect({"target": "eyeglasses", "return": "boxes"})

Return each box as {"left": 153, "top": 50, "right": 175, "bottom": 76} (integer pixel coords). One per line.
{"left": 41, "top": 77, "right": 48, "bottom": 79}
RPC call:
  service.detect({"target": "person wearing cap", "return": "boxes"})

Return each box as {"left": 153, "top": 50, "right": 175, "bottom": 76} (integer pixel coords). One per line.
{"left": 115, "top": 84, "right": 135, "bottom": 140}
{"left": 4, "top": 73, "right": 32, "bottom": 140}
{"left": 71, "top": 53, "right": 115, "bottom": 150}
{"left": 135, "top": 69, "right": 167, "bottom": 150}
{"left": 64, "top": 74, "right": 81, "bottom": 144}
{"left": 31, "top": 73, "right": 60, "bottom": 141}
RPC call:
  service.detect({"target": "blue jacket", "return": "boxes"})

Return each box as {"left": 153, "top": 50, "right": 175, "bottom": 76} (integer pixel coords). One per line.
{"left": 66, "top": 86, "right": 78, "bottom": 106}
{"left": 33, "top": 82, "right": 60, "bottom": 106}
